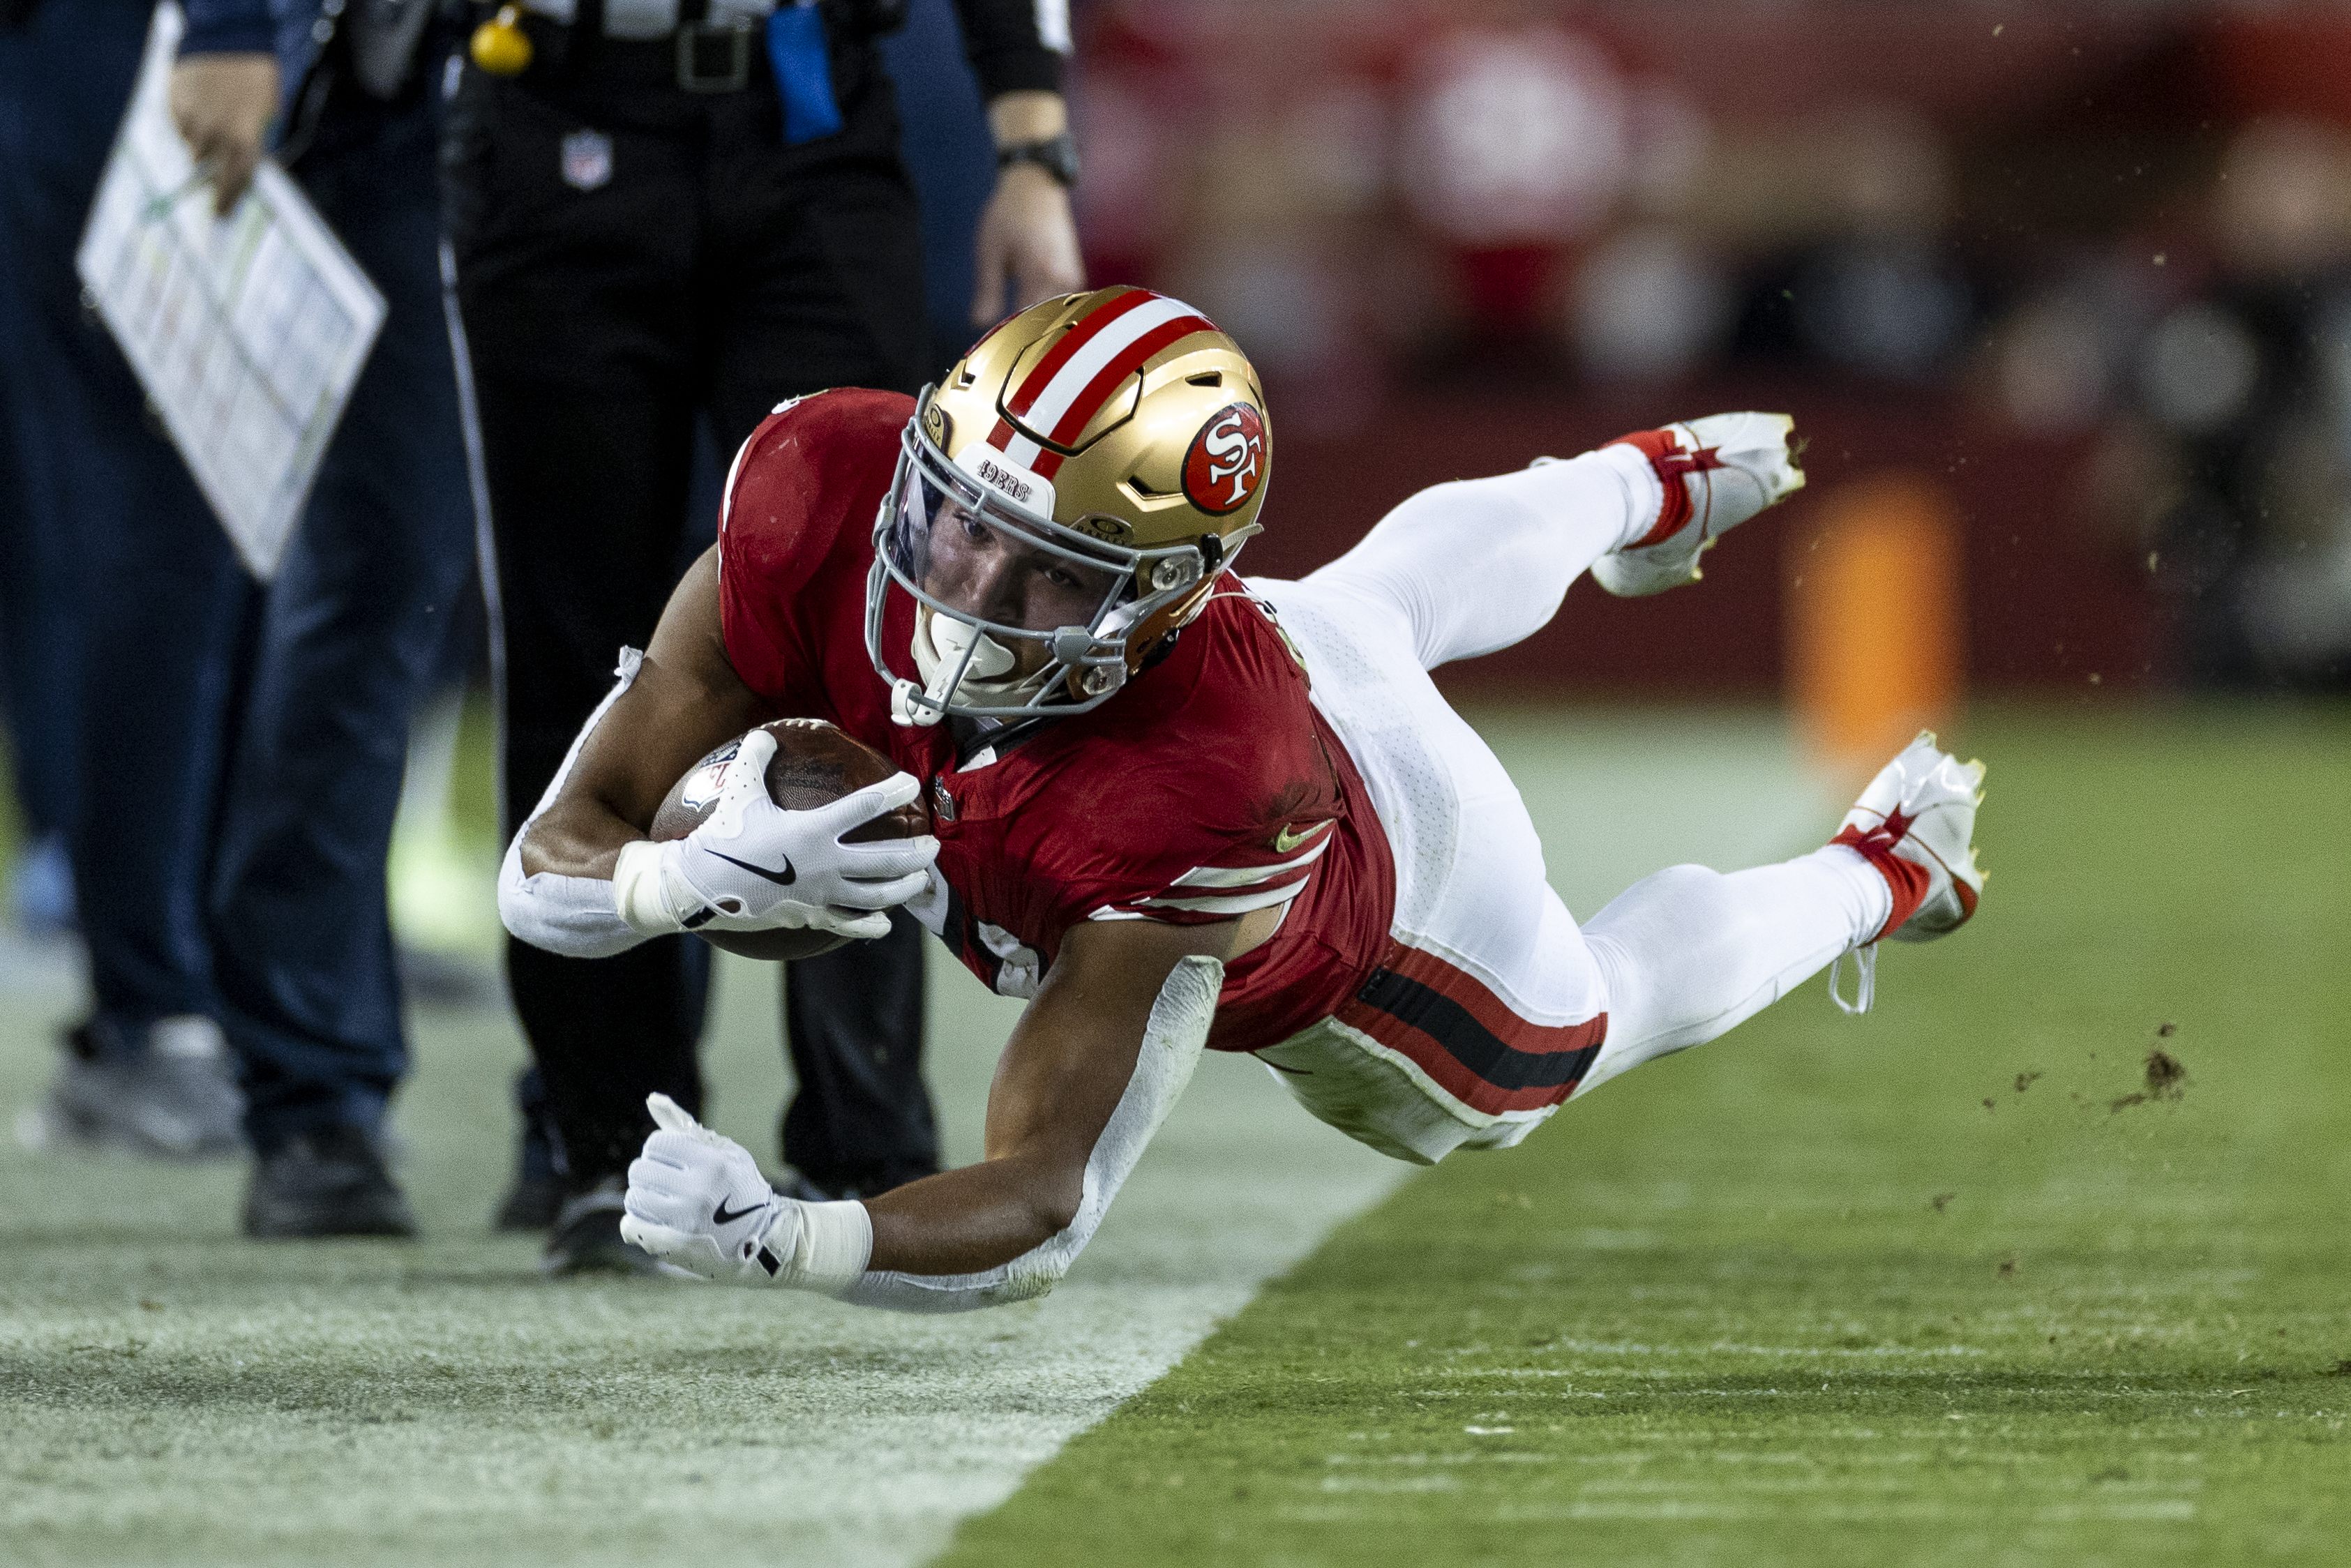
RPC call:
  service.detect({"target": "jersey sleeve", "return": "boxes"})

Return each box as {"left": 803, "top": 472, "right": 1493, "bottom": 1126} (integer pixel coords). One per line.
{"left": 1083, "top": 817, "right": 1335, "bottom": 926}
{"left": 948, "top": 0, "right": 1067, "bottom": 98}
{"left": 715, "top": 389, "right": 910, "bottom": 710}
{"left": 1009, "top": 600, "right": 1351, "bottom": 938}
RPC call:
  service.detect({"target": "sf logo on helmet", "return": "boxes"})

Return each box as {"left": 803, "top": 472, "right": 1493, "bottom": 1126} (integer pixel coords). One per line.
{"left": 1182, "top": 404, "right": 1266, "bottom": 515}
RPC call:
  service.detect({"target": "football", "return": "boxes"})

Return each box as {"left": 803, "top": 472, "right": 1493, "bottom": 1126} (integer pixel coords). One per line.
{"left": 649, "top": 718, "right": 926, "bottom": 961}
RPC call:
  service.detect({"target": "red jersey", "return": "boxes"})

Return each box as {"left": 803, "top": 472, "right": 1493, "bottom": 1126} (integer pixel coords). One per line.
{"left": 716, "top": 389, "right": 1396, "bottom": 1051}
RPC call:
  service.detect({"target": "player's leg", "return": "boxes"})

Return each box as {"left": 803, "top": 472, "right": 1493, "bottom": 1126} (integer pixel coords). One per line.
{"left": 205, "top": 100, "right": 477, "bottom": 1237}
{"left": 1572, "top": 854, "right": 1887, "bottom": 1096}
{"left": 1257, "top": 573, "right": 1984, "bottom": 1154}
{"left": 447, "top": 65, "right": 715, "bottom": 1268}
{"left": 1256, "top": 734, "right": 1982, "bottom": 1158}
{"left": 707, "top": 68, "right": 938, "bottom": 1201}
{"left": 1305, "top": 414, "right": 1802, "bottom": 672}
{"left": 1575, "top": 732, "right": 1986, "bottom": 1095}
{"left": 1252, "top": 573, "right": 1611, "bottom": 1159}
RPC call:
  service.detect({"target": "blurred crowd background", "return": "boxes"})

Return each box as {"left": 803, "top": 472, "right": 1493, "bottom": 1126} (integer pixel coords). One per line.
{"left": 4, "top": 0, "right": 2348, "bottom": 1182}
{"left": 11, "top": 0, "right": 2351, "bottom": 965}
{"left": 1046, "top": 0, "right": 2351, "bottom": 704}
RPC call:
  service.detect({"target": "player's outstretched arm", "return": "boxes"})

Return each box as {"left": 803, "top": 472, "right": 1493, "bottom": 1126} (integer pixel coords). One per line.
{"left": 497, "top": 547, "right": 936, "bottom": 956}
{"left": 865, "top": 916, "right": 1245, "bottom": 1274}
{"left": 622, "top": 911, "right": 1278, "bottom": 1309}
{"left": 495, "top": 548, "right": 776, "bottom": 958}
{"left": 516, "top": 548, "right": 769, "bottom": 884}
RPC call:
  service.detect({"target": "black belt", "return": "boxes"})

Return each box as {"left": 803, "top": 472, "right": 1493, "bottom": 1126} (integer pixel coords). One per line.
{"left": 496, "top": 0, "right": 774, "bottom": 93}
{"left": 508, "top": 0, "right": 903, "bottom": 41}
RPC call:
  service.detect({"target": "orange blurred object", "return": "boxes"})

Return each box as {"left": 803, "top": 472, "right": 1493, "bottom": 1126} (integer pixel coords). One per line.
{"left": 1785, "top": 473, "right": 1964, "bottom": 782}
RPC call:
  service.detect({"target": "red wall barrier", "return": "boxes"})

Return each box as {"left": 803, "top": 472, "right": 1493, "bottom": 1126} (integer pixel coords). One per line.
{"left": 1249, "top": 381, "right": 2158, "bottom": 700}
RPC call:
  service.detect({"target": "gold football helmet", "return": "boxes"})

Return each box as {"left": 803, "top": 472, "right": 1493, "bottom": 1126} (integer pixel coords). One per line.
{"left": 866, "top": 287, "right": 1272, "bottom": 726}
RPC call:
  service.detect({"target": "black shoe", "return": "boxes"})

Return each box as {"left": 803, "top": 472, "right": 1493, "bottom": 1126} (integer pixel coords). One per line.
{"left": 243, "top": 1126, "right": 419, "bottom": 1239}
{"left": 493, "top": 1172, "right": 564, "bottom": 1232}
{"left": 540, "top": 1177, "right": 674, "bottom": 1277}
{"left": 492, "top": 1066, "right": 565, "bottom": 1232}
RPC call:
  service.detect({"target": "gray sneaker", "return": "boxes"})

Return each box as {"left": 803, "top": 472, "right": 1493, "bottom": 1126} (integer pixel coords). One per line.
{"left": 16, "top": 1015, "right": 245, "bottom": 1159}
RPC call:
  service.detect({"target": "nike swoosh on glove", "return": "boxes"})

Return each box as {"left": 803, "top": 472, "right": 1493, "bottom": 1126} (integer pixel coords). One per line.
{"left": 615, "top": 727, "right": 939, "bottom": 942}
{"left": 619, "top": 1093, "right": 799, "bottom": 1285}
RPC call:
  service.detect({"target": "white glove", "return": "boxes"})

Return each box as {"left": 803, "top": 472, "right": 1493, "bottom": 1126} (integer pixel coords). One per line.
{"left": 619, "top": 1094, "right": 873, "bottom": 1292}
{"left": 613, "top": 728, "right": 938, "bottom": 942}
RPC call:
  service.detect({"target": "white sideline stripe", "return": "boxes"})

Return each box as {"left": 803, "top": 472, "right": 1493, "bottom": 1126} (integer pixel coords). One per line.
{"left": 0, "top": 715, "right": 1844, "bottom": 1568}
{"left": 662, "top": 716, "right": 1833, "bottom": 1568}
{"left": 701, "top": 945, "right": 1411, "bottom": 1568}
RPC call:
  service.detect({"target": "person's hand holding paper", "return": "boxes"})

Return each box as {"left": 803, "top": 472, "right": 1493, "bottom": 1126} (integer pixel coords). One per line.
{"left": 168, "top": 52, "right": 276, "bottom": 214}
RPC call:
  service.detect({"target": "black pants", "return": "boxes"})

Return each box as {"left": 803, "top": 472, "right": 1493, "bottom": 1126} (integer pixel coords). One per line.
{"left": 443, "top": 22, "right": 936, "bottom": 1190}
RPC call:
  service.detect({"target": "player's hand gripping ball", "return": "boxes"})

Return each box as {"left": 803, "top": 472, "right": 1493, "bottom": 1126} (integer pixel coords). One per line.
{"left": 619, "top": 1094, "right": 795, "bottom": 1285}
{"left": 640, "top": 721, "right": 934, "bottom": 960}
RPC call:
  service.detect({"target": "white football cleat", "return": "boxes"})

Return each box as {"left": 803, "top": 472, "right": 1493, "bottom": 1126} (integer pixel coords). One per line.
{"left": 1592, "top": 412, "right": 1805, "bottom": 596}
{"left": 1826, "top": 732, "right": 1985, "bottom": 1014}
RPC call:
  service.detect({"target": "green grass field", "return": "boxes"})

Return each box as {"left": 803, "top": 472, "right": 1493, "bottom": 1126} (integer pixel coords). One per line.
{"left": 3, "top": 700, "right": 2345, "bottom": 1567}
{"left": 939, "top": 701, "right": 2351, "bottom": 1567}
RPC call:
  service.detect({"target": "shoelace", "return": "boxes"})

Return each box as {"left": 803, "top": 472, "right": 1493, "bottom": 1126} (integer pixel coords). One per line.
{"left": 1828, "top": 942, "right": 1877, "bottom": 1016}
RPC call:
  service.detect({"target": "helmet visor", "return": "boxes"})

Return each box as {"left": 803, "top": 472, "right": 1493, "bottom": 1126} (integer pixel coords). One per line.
{"left": 866, "top": 412, "right": 1213, "bottom": 723}
{"left": 886, "top": 462, "right": 1132, "bottom": 658}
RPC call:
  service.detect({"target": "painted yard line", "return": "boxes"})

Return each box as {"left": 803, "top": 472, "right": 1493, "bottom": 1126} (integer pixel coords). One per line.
{"left": 691, "top": 984, "right": 1412, "bottom": 1568}
{"left": 0, "top": 707, "right": 1829, "bottom": 1568}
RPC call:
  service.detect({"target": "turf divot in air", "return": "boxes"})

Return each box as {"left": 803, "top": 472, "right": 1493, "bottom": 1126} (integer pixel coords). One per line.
{"left": 2109, "top": 1046, "right": 2189, "bottom": 1111}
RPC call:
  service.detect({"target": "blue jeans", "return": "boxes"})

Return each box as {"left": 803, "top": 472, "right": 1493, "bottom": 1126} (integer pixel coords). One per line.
{"left": 206, "top": 75, "right": 478, "bottom": 1150}
{"left": 0, "top": 0, "right": 248, "bottom": 1034}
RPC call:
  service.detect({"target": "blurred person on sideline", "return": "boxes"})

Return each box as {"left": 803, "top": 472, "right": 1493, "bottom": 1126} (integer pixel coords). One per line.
{"left": 442, "top": 0, "right": 1085, "bottom": 1273}
{"left": 1, "top": 0, "right": 247, "bottom": 1162}
{"left": 1729, "top": 104, "right": 1976, "bottom": 386}
{"left": 2078, "top": 119, "right": 2351, "bottom": 687}
{"left": 0, "top": 70, "right": 80, "bottom": 942}
{"left": 170, "top": 0, "right": 480, "bottom": 1234}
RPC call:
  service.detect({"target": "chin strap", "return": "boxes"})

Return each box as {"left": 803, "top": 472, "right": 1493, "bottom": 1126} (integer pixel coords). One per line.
{"left": 891, "top": 676, "right": 945, "bottom": 728}
{"left": 839, "top": 955, "right": 1222, "bottom": 1313}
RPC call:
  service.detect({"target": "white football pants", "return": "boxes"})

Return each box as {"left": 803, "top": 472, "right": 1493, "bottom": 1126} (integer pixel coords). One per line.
{"left": 1247, "top": 445, "right": 1889, "bottom": 1164}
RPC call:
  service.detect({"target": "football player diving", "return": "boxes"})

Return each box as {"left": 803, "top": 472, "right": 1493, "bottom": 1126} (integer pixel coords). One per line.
{"left": 497, "top": 287, "right": 1985, "bottom": 1310}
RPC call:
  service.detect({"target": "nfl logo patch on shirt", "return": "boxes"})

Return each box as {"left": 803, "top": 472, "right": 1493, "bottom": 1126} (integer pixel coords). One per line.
{"left": 560, "top": 129, "right": 613, "bottom": 192}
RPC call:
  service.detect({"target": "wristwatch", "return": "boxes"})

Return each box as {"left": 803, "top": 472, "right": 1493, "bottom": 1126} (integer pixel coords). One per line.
{"left": 996, "top": 131, "right": 1079, "bottom": 188}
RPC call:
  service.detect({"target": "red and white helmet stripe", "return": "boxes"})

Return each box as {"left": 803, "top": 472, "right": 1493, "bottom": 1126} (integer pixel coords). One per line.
{"left": 984, "top": 289, "right": 1218, "bottom": 481}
